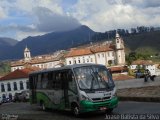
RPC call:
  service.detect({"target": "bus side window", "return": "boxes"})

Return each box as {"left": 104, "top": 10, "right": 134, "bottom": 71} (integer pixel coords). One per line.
{"left": 41, "top": 73, "right": 48, "bottom": 89}
{"left": 37, "top": 74, "right": 42, "bottom": 89}
{"left": 68, "top": 71, "right": 78, "bottom": 94}
{"left": 54, "top": 72, "right": 62, "bottom": 90}
{"left": 46, "top": 72, "right": 54, "bottom": 89}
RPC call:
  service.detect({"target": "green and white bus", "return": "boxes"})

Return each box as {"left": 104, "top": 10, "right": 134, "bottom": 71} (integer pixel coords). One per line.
{"left": 29, "top": 64, "right": 118, "bottom": 116}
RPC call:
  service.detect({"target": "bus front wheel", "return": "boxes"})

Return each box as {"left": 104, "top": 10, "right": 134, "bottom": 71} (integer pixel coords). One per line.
{"left": 72, "top": 104, "right": 80, "bottom": 117}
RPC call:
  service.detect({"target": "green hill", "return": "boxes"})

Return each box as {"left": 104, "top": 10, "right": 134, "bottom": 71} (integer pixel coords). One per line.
{"left": 124, "top": 31, "right": 160, "bottom": 52}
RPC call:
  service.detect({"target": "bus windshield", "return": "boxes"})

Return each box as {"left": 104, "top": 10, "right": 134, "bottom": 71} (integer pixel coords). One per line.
{"left": 74, "top": 65, "right": 115, "bottom": 91}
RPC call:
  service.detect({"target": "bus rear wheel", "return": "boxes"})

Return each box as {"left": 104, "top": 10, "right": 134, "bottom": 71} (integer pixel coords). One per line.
{"left": 40, "top": 101, "right": 46, "bottom": 111}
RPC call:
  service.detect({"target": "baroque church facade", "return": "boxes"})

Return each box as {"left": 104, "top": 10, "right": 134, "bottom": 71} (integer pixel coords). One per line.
{"left": 65, "top": 32, "right": 125, "bottom": 66}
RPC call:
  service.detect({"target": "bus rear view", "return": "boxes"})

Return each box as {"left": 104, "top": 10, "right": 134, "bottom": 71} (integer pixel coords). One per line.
{"left": 29, "top": 64, "right": 118, "bottom": 116}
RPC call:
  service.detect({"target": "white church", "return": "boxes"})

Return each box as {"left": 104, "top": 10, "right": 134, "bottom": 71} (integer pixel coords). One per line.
{"left": 11, "top": 47, "right": 65, "bottom": 72}
{"left": 65, "top": 32, "right": 125, "bottom": 66}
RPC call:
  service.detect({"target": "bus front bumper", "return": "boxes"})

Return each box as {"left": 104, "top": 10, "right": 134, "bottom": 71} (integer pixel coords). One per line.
{"left": 80, "top": 97, "right": 118, "bottom": 113}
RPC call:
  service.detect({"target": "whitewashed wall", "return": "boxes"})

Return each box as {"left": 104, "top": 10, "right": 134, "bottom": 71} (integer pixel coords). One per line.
{"left": 0, "top": 78, "right": 28, "bottom": 100}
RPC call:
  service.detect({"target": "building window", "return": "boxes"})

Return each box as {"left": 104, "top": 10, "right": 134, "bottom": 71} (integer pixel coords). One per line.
{"left": 112, "top": 52, "right": 114, "bottom": 57}
{"left": 69, "top": 61, "right": 71, "bottom": 64}
{"left": 1, "top": 83, "right": 5, "bottom": 92}
{"left": 87, "top": 59, "right": 89, "bottom": 62}
{"left": 108, "top": 52, "right": 110, "bottom": 57}
{"left": 78, "top": 60, "right": 80, "bottom": 63}
{"left": 20, "top": 81, "right": 24, "bottom": 90}
{"left": 102, "top": 53, "right": 104, "bottom": 57}
{"left": 13, "top": 82, "right": 17, "bottom": 91}
{"left": 83, "top": 59, "right": 85, "bottom": 63}
{"left": 74, "top": 60, "right": 76, "bottom": 64}
{"left": 91, "top": 58, "right": 93, "bottom": 62}
{"left": 7, "top": 83, "right": 11, "bottom": 91}
{"left": 98, "top": 54, "right": 100, "bottom": 58}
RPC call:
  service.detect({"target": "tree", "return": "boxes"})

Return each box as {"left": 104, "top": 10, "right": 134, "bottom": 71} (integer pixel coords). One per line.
{"left": 108, "top": 60, "right": 112, "bottom": 66}
{"left": 126, "top": 52, "right": 137, "bottom": 65}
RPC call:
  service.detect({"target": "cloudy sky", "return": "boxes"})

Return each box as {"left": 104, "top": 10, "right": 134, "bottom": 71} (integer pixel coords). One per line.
{"left": 0, "top": 0, "right": 160, "bottom": 40}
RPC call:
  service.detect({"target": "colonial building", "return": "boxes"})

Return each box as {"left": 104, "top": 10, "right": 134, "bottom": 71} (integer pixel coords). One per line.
{"left": 0, "top": 67, "right": 39, "bottom": 100}
{"left": 11, "top": 47, "right": 66, "bottom": 72}
{"left": 130, "top": 60, "right": 156, "bottom": 76}
{"left": 65, "top": 32, "right": 125, "bottom": 66}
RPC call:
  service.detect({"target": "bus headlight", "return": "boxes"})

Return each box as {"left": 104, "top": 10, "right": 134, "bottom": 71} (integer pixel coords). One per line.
{"left": 80, "top": 91, "right": 90, "bottom": 101}
{"left": 112, "top": 88, "right": 117, "bottom": 98}
{"left": 81, "top": 94, "right": 90, "bottom": 101}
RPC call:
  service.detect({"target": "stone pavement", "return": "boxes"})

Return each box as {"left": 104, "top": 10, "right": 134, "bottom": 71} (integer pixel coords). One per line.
{"left": 115, "top": 76, "right": 160, "bottom": 89}
{"left": 115, "top": 76, "right": 160, "bottom": 102}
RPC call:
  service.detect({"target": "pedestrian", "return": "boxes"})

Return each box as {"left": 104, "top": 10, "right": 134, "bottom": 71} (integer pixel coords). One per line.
{"left": 144, "top": 69, "right": 151, "bottom": 82}
{"left": 150, "top": 75, "right": 156, "bottom": 81}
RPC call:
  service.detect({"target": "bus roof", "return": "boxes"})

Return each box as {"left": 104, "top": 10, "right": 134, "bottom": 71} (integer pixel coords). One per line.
{"left": 29, "top": 64, "right": 106, "bottom": 75}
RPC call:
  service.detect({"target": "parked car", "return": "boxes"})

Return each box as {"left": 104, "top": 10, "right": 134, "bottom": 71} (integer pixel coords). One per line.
{"left": 2, "top": 98, "right": 10, "bottom": 103}
{"left": 0, "top": 96, "right": 2, "bottom": 105}
{"left": 135, "top": 69, "right": 145, "bottom": 78}
{"left": 14, "top": 91, "right": 29, "bottom": 102}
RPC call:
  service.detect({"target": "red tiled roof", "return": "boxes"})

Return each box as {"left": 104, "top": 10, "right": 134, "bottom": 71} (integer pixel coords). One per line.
{"left": 0, "top": 67, "right": 40, "bottom": 81}
{"left": 65, "top": 44, "right": 115, "bottom": 58}
{"left": 65, "top": 48, "right": 93, "bottom": 57}
{"left": 11, "top": 52, "right": 65, "bottom": 67}
{"left": 109, "top": 66, "right": 128, "bottom": 72}
{"left": 132, "top": 60, "right": 154, "bottom": 65}
{"left": 90, "top": 44, "right": 114, "bottom": 53}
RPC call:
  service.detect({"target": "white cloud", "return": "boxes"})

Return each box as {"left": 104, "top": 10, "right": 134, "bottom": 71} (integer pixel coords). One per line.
{"left": 0, "top": 6, "right": 7, "bottom": 19}
{"left": 1, "top": 0, "right": 160, "bottom": 40}
{"left": 70, "top": 0, "right": 160, "bottom": 32}
{"left": 0, "top": 0, "right": 80, "bottom": 40}
{"left": 15, "top": 31, "right": 46, "bottom": 41}
{"left": 14, "top": 0, "right": 63, "bottom": 15}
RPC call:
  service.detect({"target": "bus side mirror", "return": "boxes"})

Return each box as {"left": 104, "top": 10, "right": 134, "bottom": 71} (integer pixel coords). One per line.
{"left": 108, "top": 69, "right": 112, "bottom": 77}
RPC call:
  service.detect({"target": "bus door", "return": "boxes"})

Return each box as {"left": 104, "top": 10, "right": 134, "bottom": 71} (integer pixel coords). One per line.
{"left": 61, "top": 71, "right": 70, "bottom": 108}
{"left": 62, "top": 70, "right": 77, "bottom": 109}
{"left": 29, "top": 75, "right": 37, "bottom": 103}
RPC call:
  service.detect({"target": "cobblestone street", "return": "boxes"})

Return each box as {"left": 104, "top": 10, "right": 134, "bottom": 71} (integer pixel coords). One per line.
{"left": 117, "top": 86, "right": 160, "bottom": 98}
{"left": 1, "top": 102, "right": 160, "bottom": 120}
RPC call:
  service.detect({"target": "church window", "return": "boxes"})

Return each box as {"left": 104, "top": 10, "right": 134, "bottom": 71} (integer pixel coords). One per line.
{"left": 91, "top": 58, "right": 93, "bottom": 62}
{"left": 117, "top": 40, "right": 119, "bottom": 43}
{"left": 20, "top": 81, "right": 24, "bottom": 90}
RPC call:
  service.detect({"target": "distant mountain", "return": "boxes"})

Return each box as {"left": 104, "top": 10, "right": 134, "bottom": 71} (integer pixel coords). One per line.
{"left": 124, "top": 31, "right": 160, "bottom": 52}
{"left": 1, "top": 25, "right": 160, "bottom": 61}
{"left": 1, "top": 25, "right": 95, "bottom": 60}
{"left": 0, "top": 37, "right": 18, "bottom": 46}
{"left": 0, "top": 38, "right": 18, "bottom": 59}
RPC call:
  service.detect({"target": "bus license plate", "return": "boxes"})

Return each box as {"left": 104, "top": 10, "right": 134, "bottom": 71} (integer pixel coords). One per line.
{"left": 100, "top": 107, "right": 107, "bottom": 111}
